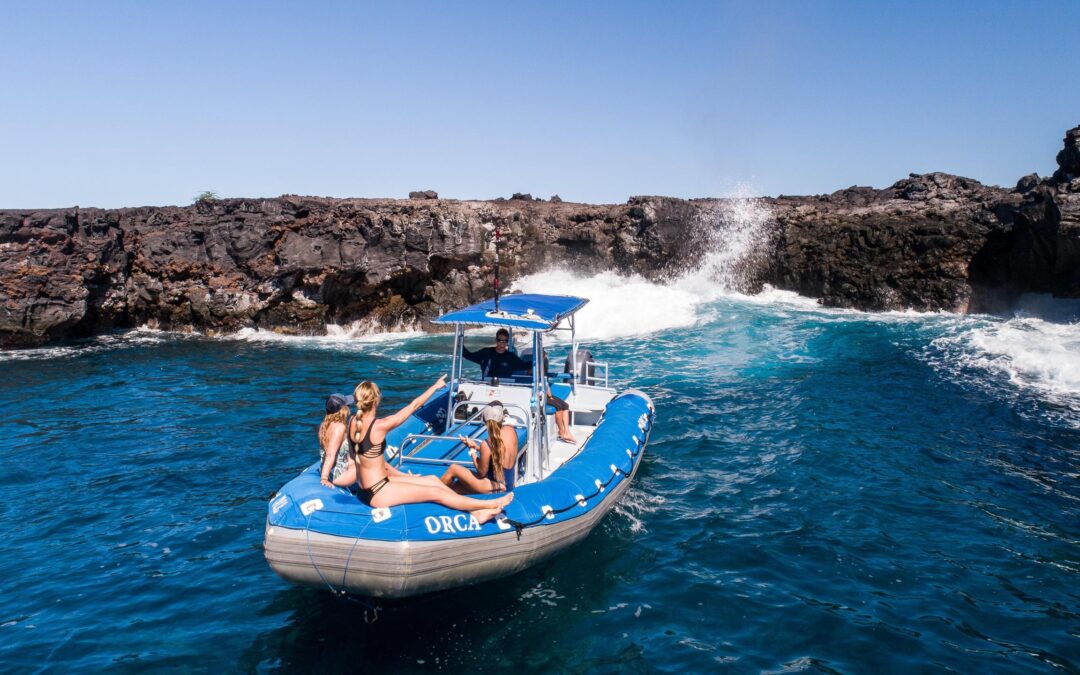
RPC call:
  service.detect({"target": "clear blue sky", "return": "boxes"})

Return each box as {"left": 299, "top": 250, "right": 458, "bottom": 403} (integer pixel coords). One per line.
{"left": 3, "top": 1, "right": 1078, "bottom": 208}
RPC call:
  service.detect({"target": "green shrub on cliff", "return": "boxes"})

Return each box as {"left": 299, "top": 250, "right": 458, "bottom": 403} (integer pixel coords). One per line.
{"left": 194, "top": 190, "right": 219, "bottom": 204}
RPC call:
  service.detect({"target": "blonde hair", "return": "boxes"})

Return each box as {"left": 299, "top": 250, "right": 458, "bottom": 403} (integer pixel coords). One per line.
{"left": 350, "top": 381, "right": 382, "bottom": 447}
{"left": 318, "top": 407, "right": 349, "bottom": 448}
{"left": 354, "top": 381, "right": 381, "bottom": 414}
{"left": 485, "top": 418, "right": 506, "bottom": 486}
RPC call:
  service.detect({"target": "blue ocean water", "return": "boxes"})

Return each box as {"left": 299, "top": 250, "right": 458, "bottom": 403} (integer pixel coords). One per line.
{"left": 1, "top": 284, "right": 1078, "bottom": 672}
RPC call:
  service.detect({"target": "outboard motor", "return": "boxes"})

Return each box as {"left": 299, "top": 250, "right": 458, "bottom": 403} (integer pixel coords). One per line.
{"left": 565, "top": 350, "right": 595, "bottom": 384}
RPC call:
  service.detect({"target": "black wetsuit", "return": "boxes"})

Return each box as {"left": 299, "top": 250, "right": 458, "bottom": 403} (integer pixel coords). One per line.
{"left": 461, "top": 346, "right": 532, "bottom": 379}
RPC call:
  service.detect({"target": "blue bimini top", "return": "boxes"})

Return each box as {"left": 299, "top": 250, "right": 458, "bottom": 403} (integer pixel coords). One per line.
{"left": 433, "top": 294, "right": 588, "bottom": 331}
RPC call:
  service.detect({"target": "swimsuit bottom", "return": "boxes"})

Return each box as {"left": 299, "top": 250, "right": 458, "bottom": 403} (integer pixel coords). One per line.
{"left": 359, "top": 476, "right": 389, "bottom": 505}
{"left": 548, "top": 394, "right": 569, "bottom": 412}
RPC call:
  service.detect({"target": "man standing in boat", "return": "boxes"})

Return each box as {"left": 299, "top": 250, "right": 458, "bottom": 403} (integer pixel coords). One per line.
{"left": 461, "top": 328, "right": 532, "bottom": 380}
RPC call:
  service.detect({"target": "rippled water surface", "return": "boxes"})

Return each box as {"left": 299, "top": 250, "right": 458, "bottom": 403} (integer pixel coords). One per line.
{"left": 2, "top": 292, "right": 1079, "bottom": 672}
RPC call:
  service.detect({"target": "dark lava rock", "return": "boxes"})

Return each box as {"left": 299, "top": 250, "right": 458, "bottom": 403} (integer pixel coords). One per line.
{"left": 408, "top": 190, "right": 439, "bottom": 200}
{"left": 510, "top": 193, "right": 534, "bottom": 201}
{"left": 1, "top": 197, "right": 684, "bottom": 348}
{"left": 3, "top": 124, "right": 1079, "bottom": 348}
{"left": 1054, "top": 125, "right": 1080, "bottom": 181}
{"left": 1016, "top": 173, "right": 1040, "bottom": 193}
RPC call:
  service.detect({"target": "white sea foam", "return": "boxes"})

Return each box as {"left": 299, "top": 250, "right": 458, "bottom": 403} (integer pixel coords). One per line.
{"left": 931, "top": 315, "right": 1080, "bottom": 405}
{"left": 512, "top": 269, "right": 707, "bottom": 340}
{"left": 0, "top": 326, "right": 177, "bottom": 362}
{"left": 511, "top": 184, "right": 782, "bottom": 340}
{"left": 0, "top": 345, "right": 85, "bottom": 362}
{"left": 225, "top": 321, "right": 423, "bottom": 346}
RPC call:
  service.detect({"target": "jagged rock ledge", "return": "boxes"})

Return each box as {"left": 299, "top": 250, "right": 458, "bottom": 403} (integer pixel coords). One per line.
{"left": 2, "top": 125, "right": 1078, "bottom": 349}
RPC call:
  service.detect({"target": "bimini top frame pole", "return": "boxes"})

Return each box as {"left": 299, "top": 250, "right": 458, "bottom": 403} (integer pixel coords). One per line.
{"left": 526, "top": 329, "right": 548, "bottom": 483}
{"left": 445, "top": 324, "right": 465, "bottom": 433}
{"left": 569, "top": 313, "right": 577, "bottom": 397}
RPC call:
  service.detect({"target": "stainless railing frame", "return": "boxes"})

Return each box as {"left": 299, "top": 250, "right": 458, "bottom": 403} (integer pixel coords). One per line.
{"left": 395, "top": 401, "right": 532, "bottom": 472}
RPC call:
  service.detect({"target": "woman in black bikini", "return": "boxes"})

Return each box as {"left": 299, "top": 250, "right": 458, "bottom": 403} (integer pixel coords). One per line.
{"left": 350, "top": 377, "right": 512, "bottom": 524}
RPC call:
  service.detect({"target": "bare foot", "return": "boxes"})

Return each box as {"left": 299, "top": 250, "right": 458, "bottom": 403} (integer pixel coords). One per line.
{"left": 493, "top": 492, "right": 514, "bottom": 509}
{"left": 473, "top": 507, "right": 503, "bottom": 525}
{"left": 559, "top": 435, "right": 577, "bottom": 444}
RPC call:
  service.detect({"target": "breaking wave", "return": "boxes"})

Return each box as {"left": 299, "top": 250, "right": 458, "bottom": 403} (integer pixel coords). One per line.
{"left": 227, "top": 319, "right": 423, "bottom": 346}
{"left": 926, "top": 306, "right": 1080, "bottom": 426}
{"left": 512, "top": 184, "right": 780, "bottom": 340}
{"left": 511, "top": 269, "right": 709, "bottom": 340}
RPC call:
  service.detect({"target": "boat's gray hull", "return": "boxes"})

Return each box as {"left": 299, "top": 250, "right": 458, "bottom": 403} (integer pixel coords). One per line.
{"left": 263, "top": 443, "right": 645, "bottom": 598}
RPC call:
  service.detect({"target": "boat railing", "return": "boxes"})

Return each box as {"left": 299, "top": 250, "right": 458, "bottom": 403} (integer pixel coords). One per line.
{"left": 451, "top": 400, "right": 530, "bottom": 427}
{"left": 585, "top": 361, "right": 609, "bottom": 388}
{"left": 395, "top": 402, "right": 532, "bottom": 469}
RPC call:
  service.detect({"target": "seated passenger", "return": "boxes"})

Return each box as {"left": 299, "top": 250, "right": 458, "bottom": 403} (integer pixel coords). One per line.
{"left": 462, "top": 328, "right": 532, "bottom": 380}
{"left": 318, "top": 393, "right": 357, "bottom": 488}
{"left": 547, "top": 386, "right": 575, "bottom": 444}
{"left": 441, "top": 402, "right": 519, "bottom": 494}
{"left": 543, "top": 352, "right": 576, "bottom": 444}
{"left": 350, "top": 376, "right": 512, "bottom": 523}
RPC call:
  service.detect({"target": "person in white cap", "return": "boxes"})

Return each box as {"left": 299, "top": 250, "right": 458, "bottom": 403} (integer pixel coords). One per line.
{"left": 441, "top": 401, "right": 520, "bottom": 494}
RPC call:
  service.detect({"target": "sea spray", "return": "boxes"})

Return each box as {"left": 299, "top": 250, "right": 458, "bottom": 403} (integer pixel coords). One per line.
{"left": 512, "top": 184, "right": 778, "bottom": 339}
{"left": 511, "top": 269, "right": 706, "bottom": 340}
{"left": 678, "top": 183, "right": 777, "bottom": 296}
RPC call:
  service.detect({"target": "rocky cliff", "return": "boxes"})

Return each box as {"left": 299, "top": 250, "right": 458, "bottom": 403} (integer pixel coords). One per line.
{"left": 2, "top": 126, "right": 1078, "bottom": 349}
{"left": 766, "top": 125, "right": 1080, "bottom": 312}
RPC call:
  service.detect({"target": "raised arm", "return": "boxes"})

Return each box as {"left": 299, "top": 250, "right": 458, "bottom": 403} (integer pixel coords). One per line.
{"left": 461, "top": 345, "right": 483, "bottom": 364}
{"left": 458, "top": 435, "right": 489, "bottom": 476}
{"left": 376, "top": 375, "right": 448, "bottom": 431}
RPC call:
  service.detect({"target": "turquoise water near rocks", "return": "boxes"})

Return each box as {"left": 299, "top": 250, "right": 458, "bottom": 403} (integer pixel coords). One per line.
{"left": 1, "top": 284, "right": 1079, "bottom": 672}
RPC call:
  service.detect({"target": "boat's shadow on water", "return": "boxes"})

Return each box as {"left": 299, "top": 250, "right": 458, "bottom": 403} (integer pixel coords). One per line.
{"left": 241, "top": 524, "right": 645, "bottom": 672}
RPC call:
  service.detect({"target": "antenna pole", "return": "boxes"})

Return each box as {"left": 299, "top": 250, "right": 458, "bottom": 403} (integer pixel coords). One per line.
{"left": 494, "top": 223, "right": 501, "bottom": 311}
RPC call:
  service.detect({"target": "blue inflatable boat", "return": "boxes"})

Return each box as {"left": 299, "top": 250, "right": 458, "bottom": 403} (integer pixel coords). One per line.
{"left": 263, "top": 293, "right": 654, "bottom": 598}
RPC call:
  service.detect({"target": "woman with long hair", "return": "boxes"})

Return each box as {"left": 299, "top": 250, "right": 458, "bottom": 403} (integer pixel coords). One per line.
{"left": 441, "top": 402, "right": 519, "bottom": 494}
{"left": 350, "top": 376, "right": 512, "bottom": 524}
{"left": 318, "top": 393, "right": 356, "bottom": 488}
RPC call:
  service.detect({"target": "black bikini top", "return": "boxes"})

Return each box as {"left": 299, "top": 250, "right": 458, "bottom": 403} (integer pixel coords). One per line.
{"left": 353, "top": 417, "right": 385, "bottom": 459}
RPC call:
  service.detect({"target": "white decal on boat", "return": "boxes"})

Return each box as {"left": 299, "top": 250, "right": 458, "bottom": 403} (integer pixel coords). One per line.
{"left": 542, "top": 505, "right": 555, "bottom": 520}
{"left": 371, "top": 508, "right": 391, "bottom": 523}
{"left": 424, "top": 514, "right": 483, "bottom": 534}
{"left": 271, "top": 495, "right": 289, "bottom": 514}
{"left": 610, "top": 464, "right": 619, "bottom": 474}
{"left": 300, "top": 498, "right": 324, "bottom": 516}
{"left": 575, "top": 494, "right": 587, "bottom": 507}
{"left": 595, "top": 479, "right": 605, "bottom": 492}
{"left": 484, "top": 308, "right": 543, "bottom": 324}
{"left": 496, "top": 517, "right": 512, "bottom": 531}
